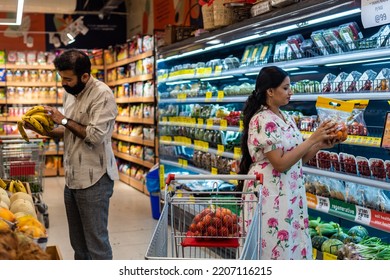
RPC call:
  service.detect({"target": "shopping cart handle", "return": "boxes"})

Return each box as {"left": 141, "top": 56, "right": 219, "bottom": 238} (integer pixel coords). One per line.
{"left": 165, "top": 173, "right": 263, "bottom": 185}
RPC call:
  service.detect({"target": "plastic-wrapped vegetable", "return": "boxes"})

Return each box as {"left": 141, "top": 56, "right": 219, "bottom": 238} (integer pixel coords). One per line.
{"left": 311, "top": 30, "right": 331, "bottom": 55}
{"left": 322, "top": 28, "right": 347, "bottom": 53}
{"left": 338, "top": 22, "right": 363, "bottom": 50}
{"left": 286, "top": 34, "right": 305, "bottom": 58}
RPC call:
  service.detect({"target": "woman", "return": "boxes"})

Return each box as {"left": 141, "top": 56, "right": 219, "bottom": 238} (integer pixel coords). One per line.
{"left": 238, "top": 66, "right": 338, "bottom": 260}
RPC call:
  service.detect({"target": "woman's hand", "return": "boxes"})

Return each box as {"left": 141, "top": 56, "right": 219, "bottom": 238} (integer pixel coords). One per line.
{"left": 309, "top": 119, "right": 338, "bottom": 144}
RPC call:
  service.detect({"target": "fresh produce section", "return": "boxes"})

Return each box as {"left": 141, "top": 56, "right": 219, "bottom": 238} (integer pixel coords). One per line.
{"left": 156, "top": 0, "right": 390, "bottom": 258}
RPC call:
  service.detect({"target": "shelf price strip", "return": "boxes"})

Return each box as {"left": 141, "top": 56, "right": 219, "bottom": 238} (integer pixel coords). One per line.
{"left": 307, "top": 193, "right": 390, "bottom": 232}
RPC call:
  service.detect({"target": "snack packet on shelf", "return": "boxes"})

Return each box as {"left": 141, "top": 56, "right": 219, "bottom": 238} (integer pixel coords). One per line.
{"left": 315, "top": 96, "right": 354, "bottom": 142}
{"left": 346, "top": 99, "right": 369, "bottom": 136}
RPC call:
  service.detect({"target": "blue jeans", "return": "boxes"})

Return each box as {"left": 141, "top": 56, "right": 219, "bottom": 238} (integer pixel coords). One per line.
{"left": 64, "top": 173, "right": 114, "bottom": 260}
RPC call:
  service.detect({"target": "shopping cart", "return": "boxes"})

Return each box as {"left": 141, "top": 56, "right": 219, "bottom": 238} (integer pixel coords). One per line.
{"left": 0, "top": 138, "right": 49, "bottom": 228}
{"left": 145, "top": 174, "right": 263, "bottom": 260}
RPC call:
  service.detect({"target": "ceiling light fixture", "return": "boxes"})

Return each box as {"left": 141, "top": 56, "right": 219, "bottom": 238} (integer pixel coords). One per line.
{"left": 0, "top": 0, "right": 25, "bottom": 26}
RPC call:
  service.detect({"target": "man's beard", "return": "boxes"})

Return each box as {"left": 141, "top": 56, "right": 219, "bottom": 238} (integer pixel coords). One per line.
{"left": 63, "top": 77, "right": 86, "bottom": 96}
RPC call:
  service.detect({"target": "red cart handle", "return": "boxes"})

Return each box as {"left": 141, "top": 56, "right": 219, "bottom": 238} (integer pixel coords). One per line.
{"left": 165, "top": 173, "right": 263, "bottom": 185}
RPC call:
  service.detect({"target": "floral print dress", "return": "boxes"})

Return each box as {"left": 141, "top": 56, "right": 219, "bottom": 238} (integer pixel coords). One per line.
{"left": 242, "top": 108, "right": 312, "bottom": 260}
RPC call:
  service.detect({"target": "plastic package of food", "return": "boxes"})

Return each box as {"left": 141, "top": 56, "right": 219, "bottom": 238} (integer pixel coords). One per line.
{"left": 373, "top": 68, "right": 390, "bottom": 91}
{"left": 329, "top": 152, "right": 341, "bottom": 172}
{"left": 346, "top": 99, "right": 369, "bottom": 136}
{"left": 386, "top": 160, "right": 390, "bottom": 181}
{"left": 300, "top": 38, "right": 320, "bottom": 57}
{"left": 311, "top": 30, "right": 331, "bottom": 55}
{"left": 356, "top": 156, "right": 371, "bottom": 178}
{"left": 253, "top": 42, "right": 273, "bottom": 65}
{"left": 223, "top": 56, "right": 240, "bottom": 70}
{"left": 332, "top": 72, "right": 349, "bottom": 92}
{"left": 322, "top": 28, "right": 347, "bottom": 53}
{"left": 328, "top": 178, "right": 346, "bottom": 201}
{"left": 316, "top": 96, "right": 354, "bottom": 142}
{"left": 340, "top": 152, "right": 357, "bottom": 175}
{"left": 343, "top": 71, "right": 362, "bottom": 92}
{"left": 286, "top": 34, "right": 305, "bottom": 59}
{"left": 369, "top": 158, "right": 386, "bottom": 181}
{"left": 358, "top": 69, "right": 377, "bottom": 91}
{"left": 316, "top": 150, "right": 331, "bottom": 170}
{"left": 338, "top": 22, "right": 363, "bottom": 50}
{"left": 240, "top": 45, "right": 255, "bottom": 67}
{"left": 320, "top": 73, "right": 337, "bottom": 93}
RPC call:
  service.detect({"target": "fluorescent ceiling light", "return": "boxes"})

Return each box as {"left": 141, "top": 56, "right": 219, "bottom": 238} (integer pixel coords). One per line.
{"left": 283, "top": 67, "right": 300, "bottom": 71}
{"left": 0, "top": 0, "right": 24, "bottom": 26}
{"left": 165, "top": 80, "right": 192, "bottom": 85}
{"left": 290, "top": 70, "right": 319, "bottom": 75}
{"left": 245, "top": 72, "right": 259, "bottom": 76}
{"left": 200, "top": 75, "right": 234, "bottom": 81}
{"left": 325, "top": 57, "right": 390, "bottom": 66}
{"left": 207, "top": 39, "right": 222, "bottom": 45}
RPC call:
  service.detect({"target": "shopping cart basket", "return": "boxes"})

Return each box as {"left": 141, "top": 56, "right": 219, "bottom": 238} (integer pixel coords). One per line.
{"left": 0, "top": 138, "right": 49, "bottom": 228}
{"left": 145, "top": 174, "right": 263, "bottom": 260}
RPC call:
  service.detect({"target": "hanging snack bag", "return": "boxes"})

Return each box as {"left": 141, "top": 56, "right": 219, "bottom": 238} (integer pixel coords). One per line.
{"left": 346, "top": 99, "right": 369, "bottom": 136}
{"left": 316, "top": 96, "right": 354, "bottom": 142}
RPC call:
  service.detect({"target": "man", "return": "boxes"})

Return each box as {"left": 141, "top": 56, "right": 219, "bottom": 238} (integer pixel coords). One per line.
{"left": 25, "top": 49, "right": 119, "bottom": 259}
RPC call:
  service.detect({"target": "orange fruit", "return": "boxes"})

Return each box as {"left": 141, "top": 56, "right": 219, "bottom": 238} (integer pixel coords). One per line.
{"left": 0, "top": 207, "right": 16, "bottom": 223}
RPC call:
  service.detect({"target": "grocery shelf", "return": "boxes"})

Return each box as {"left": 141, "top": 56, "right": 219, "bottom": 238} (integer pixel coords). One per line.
{"left": 6, "top": 81, "right": 57, "bottom": 87}
{"left": 107, "top": 74, "right": 153, "bottom": 87}
{"left": 291, "top": 92, "right": 390, "bottom": 102}
{"left": 159, "top": 120, "right": 241, "bottom": 132}
{"left": 6, "top": 98, "right": 58, "bottom": 105}
{"left": 112, "top": 133, "right": 155, "bottom": 147}
{"left": 303, "top": 166, "right": 390, "bottom": 191}
{"left": 105, "top": 50, "right": 153, "bottom": 70}
{"left": 301, "top": 132, "right": 382, "bottom": 147}
{"left": 116, "top": 96, "right": 154, "bottom": 103}
{"left": 5, "top": 64, "right": 54, "bottom": 70}
{"left": 114, "top": 150, "right": 154, "bottom": 169}
{"left": 158, "top": 96, "right": 247, "bottom": 104}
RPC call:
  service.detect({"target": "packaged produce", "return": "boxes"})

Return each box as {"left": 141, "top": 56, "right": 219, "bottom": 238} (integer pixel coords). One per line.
{"left": 339, "top": 152, "right": 357, "bottom": 175}
{"left": 316, "top": 96, "right": 354, "bottom": 142}
{"left": 311, "top": 30, "right": 331, "bottom": 55}
{"left": 356, "top": 156, "right": 371, "bottom": 178}
{"left": 346, "top": 99, "right": 369, "bottom": 136}
{"left": 286, "top": 34, "right": 305, "bottom": 59}
{"left": 329, "top": 152, "right": 341, "bottom": 172}
{"left": 300, "top": 38, "right": 320, "bottom": 57}
{"left": 273, "top": 40, "right": 289, "bottom": 62}
{"left": 253, "top": 42, "right": 273, "bottom": 65}
{"left": 386, "top": 160, "right": 390, "bottom": 181}
{"left": 373, "top": 68, "right": 390, "bottom": 91}
{"left": 369, "top": 158, "right": 386, "bottom": 180}
{"left": 332, "top": 72, "right": 349, "bottom": 92}
{"left": 327, "top": 178, "right": 346, "bottom": 201}
{"left": 322, "top": 28, "right": 347, "bottom": 53}
{"left": 240, "top": 45, "right": 255, "bottom": 67}
{"left": 320, "top": 73, "right": 337, "bottom": 92}
{"left": 343, "top": 71, "right": 362, "bottom": 92}
{"left": 338, "top": 22, "right": 363, "bottom": 50}
{"left": 358, "top": 69, "right": 377, "bottom": 91}
{"left": 316, "top": 150, "right": 331, "bottom": 170}
{"left": 223, "top": 56, "right": 240, "bottom": 70}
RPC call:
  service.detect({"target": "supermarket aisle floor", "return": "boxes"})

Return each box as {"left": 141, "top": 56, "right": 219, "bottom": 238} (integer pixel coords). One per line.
{"left": 42, "top": 176, "right": 158, "bottom": 260}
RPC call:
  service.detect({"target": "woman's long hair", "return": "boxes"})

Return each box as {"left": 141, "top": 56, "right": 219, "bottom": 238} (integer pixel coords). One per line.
{"left": 236, "top": 66, "right": 288, "bottom": 191}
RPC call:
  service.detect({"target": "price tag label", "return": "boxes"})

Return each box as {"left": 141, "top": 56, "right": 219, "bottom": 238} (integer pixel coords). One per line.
{"left": 159, "top": 164, "right": 165, "bottom": 190}
{"left": 196, "top": 67, "right": 205, "bottom": 76}
{"left": 214, "top": 65, "right": 223, "bottom": 75}
{"left": 206, "top": 119, "right": 214, "bottom": 129}
{"left": 316, "top": 196, "right": 330, "bottom": 212}
{"left": 177, "top": 93, "right": 187, "bottom": 100}
{"left": 198, "top": 118, "right": 204, "bottom": 126}
{"left": 355, "top": 205, "right": 371, "bottom": 225}
{"left": 217, "top": 144, "right": 224, "bottom": 155}
{"left": 220, "top": 119, "right": 227, "bottom": 130}
{"left": 194, "top": 140, "right": 203, "bottom": 151}
{"left": 211, "top": 167, "right": 218, "bottom": 175}
{"left": 205, "top": 91, "right": 213, "bottom": 99}
{"left": 233, "top": 147, "right": 242, "bottom": 159}
{"left": 162, "top": 117, "right": 168, "bottom": 122}
{"left": 217, "top": 90, "right": 224, "bottom": 100}
{"left": 204, "top": 67, "right": 212, "bottom": 76}
{"left": 229, "top": 171, "right": 238, "bottom": 185}
{"left": 160, "top": 136, "right": 172, "bottom": 142}
{"left": 239, "top": 120, "right": 244, "bottom": 131}
{"left": 361, "top": 0, "right": 390, "bottom": 28}
{"left": 322, "top": 252, "right": 337, "bottom": 260}
{"left": 202, "top": 141, "right": 209, "bottom": 152}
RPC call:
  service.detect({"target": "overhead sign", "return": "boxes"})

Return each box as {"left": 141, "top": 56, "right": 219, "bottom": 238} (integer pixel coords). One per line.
{"left": 361, "top": 0, "right": 390, "bottom": 28}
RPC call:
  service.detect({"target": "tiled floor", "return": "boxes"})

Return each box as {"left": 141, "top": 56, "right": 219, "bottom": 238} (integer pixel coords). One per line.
{"left": 42, "top": 176, "right": 158, "bottom": 260}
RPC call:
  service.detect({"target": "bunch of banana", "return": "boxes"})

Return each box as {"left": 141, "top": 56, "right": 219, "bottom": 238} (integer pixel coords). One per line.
{"left": 17, "top": 106, "right": 54, "bottom": 142}
{"left": 0, "top": 178, "right": 7, "bottom": 190}
{"left": 4, "top": 180, "right": 28, "bottom": 193}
